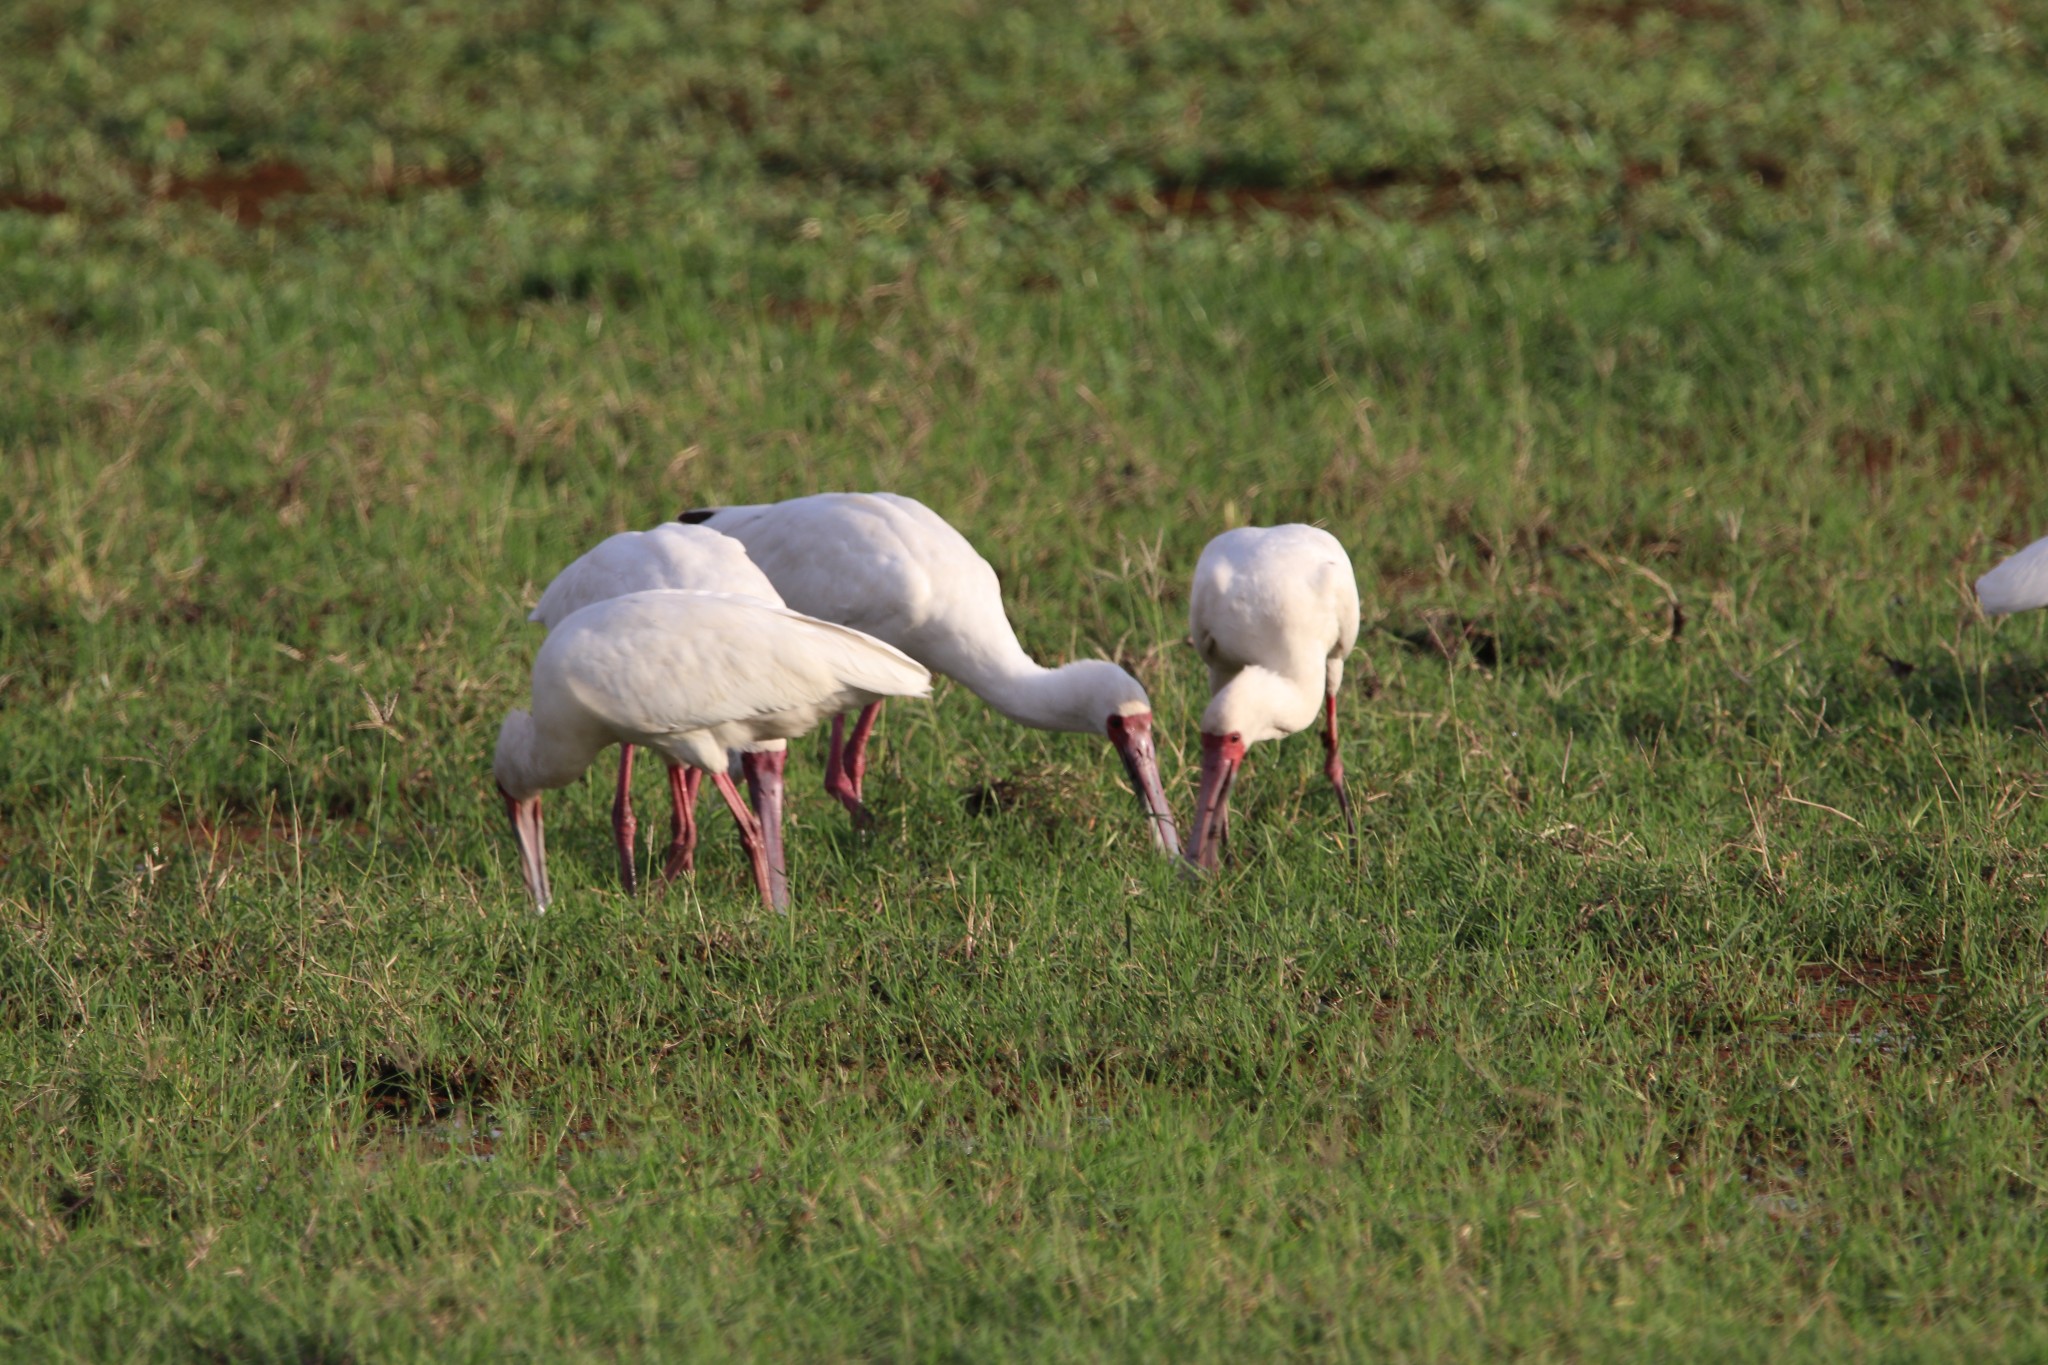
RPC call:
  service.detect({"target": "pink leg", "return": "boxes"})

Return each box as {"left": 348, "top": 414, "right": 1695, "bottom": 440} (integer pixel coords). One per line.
{"left": 823, "top": 702, "right": 882, "bottom": 832}
{"left": 661, "top": 765, "right": 702, "bottom": 882}
{"left": 824, "top": 712, "right": 850, "bottom": 805}
{"left": 612, "top": 743, "right": 638, "bottom": 893}
{"left": 842, "top": 700, "right": 882, "bottom": 802}
{"left": 1323, "top": 689, "right": 1356, "bottom": 840}
{"left": 710, "top": 770, "right": 775, "bottom": 909}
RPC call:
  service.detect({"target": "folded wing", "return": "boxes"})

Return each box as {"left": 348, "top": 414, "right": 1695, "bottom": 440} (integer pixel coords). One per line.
{"left": 541, "top": 590, "right": 931, "bottom": 744}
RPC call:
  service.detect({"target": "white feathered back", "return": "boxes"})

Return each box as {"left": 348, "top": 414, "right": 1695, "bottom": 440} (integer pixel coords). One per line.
{"left": 1190, "top": 525, "right": 1361, "bottom": 678}
{"left": 1189, "top": 524, "right": 1362, "bottom": 743}
{"left": 530, "top": 523, "right": 782, "bottom": 629}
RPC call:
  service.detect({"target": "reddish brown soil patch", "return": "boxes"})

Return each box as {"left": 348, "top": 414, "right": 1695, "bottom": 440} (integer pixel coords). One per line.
{"left": 761, "top": 295, "right": 861, "bottom": 330}
{"left": 154, "top": 160, "right": 314, "bottom": 226}
{"left": 1834, "top": 425, "right": 1902, "bottom": 481}
{"left": 3, "top": 159, "right": 482, "bottom": 228}
{"left": 1795, "top": 957, "right": 1946, "bottom": 1022}
{"left": 180, "top": 814, "right": 283, "bottom": 850}
{"left": 1833, "top": 418, "right": 2028, "bottom": 499}
{"left": 1795, "top": 958, "right": 1944, "bottom": 990}
{"left": 0, "top": 188, "right": 68, "bottom": 215}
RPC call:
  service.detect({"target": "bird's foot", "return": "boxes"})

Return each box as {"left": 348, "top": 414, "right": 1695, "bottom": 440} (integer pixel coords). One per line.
{"left": 659, "top": 839, "right": 695, "bottom": 885}
{"left": 824, "top": 775, "right": 877, "bottom": 833}
{"left": 1327, "top": 767, "right": 1357, "bottom": 842}
{"left": 842, "top": 794, "right": 879, "bottom": 835}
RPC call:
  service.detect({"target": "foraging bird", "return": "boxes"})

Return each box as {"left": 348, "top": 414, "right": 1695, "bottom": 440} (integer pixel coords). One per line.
{"left": 495, "top": 590, "right": 930, "bottom": 911}
{"left": 1976, "top": 535, "right": 2048, "bottom": 616}
{"left": 1183, "top": 524, "right": 1362, "bottom": 871}
{"left": 679, "top": 493, "right": 1180, "bottom": 854}
{"left": 529, "top": 522, "right": 790, "bottom": 901}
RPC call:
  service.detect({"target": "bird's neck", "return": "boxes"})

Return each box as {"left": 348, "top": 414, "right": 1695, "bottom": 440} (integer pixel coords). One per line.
{"left": 968, "top": 654, "right": 1101, "bottom": 735}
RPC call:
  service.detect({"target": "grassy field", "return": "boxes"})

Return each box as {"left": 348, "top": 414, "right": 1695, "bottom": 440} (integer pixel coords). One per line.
{"left": 5, "top": 0, "right": 2048, "bottom": 1357}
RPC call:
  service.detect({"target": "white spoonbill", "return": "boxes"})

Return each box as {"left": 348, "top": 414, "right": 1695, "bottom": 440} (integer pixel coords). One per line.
{"left": 1183, "top": 524, "right": 1362, "bottom": 871}
{"left": 679, "top": 493, "right": 1180, "bottom": 854}
{"left": 530, "top": 522, "right": 789, "bottom": 899}
{"left": 1976, "top": 535, "right": 2048, "bottom": 616}
{"left": 494, "top": 590, "right": 930, "bottom": 911}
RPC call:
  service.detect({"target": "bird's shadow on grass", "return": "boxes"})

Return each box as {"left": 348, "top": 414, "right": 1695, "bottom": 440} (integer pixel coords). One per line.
{"left": 1382, "top": 608, "right": 1569, "bottom": 673}
{"left": 1862, "top": 653, "right": 2048, "bottom": 738}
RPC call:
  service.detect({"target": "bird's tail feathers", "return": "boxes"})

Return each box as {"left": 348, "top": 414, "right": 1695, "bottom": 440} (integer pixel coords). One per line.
{"left": 839, "top": 650, "right": 933, "bottom": 706}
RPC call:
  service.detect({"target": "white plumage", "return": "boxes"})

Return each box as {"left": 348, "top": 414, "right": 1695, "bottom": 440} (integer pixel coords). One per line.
{"left": 530, "top": 522, "right": 781, "bottom": 627}
{"left": 1183, "top": 524, "right": 1362, "bottom": 870}
{"left": 527, "top": 522, "right": 791, "bottom": 902}
{"left": 1976, "top": 535, "right": 2048, "bottom": 616}
{"left": 681, "top": 492, "right": 1180, "bottom": 854}
{"left": 495, "top": 590, "right": 929, "bottom": 910}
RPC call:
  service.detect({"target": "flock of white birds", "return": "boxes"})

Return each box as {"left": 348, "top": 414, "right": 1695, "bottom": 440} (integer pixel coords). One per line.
{"left": 493, "top": 493, "right": 2048, "bottom": 912}
{"left": 493, "top": 492, "right": 1359, "bottom": 909}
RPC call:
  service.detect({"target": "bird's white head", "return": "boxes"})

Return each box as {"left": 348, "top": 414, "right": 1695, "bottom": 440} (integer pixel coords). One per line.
{"left": 1198, "top": 669, "right": 1300, "bottom": 748}
{"left": 1035, "top": 658, "right": 1149, "bottom": 734}
{"left": 492, "top": 710, "right": 543, "bottom": 799}
{"left": 1040, "top": 660, "right": 1180, "bottom": 856}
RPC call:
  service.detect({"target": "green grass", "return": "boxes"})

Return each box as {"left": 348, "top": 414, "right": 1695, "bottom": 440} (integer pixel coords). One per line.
{"left": 5, "top": 0, "right": 2048, "bottom": 1358}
